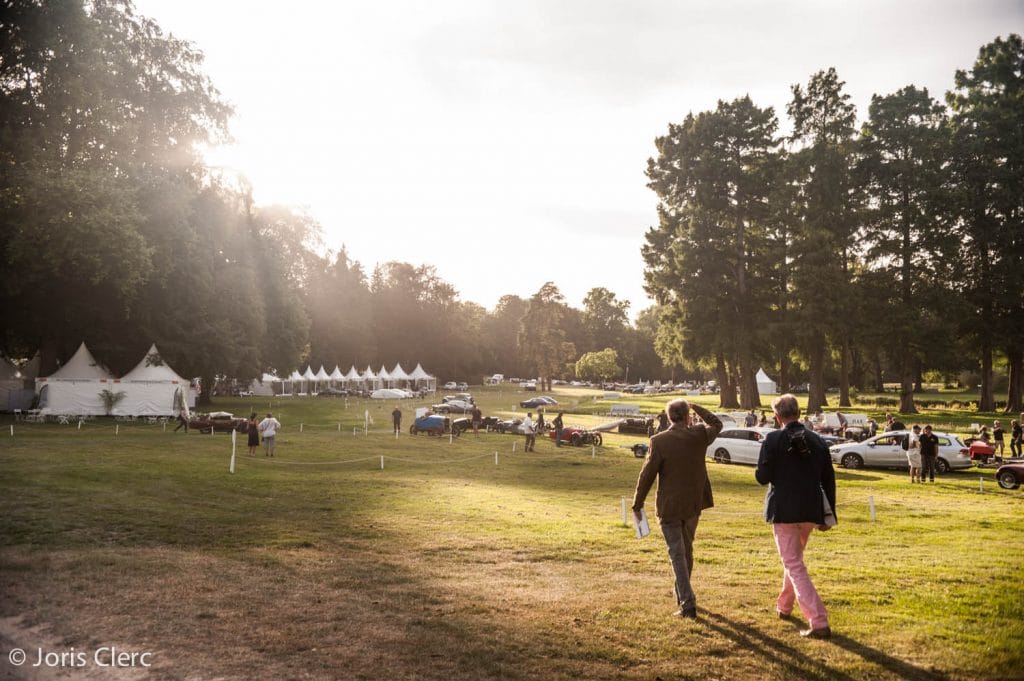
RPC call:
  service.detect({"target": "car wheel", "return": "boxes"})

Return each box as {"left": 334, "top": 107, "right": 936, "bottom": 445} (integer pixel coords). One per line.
{"left": 409, "top": 426, "right": 417, "bottom": 435}
{"left": 571, "top": 433, "right": 582, "bottom": 446}
{"left": 841, "top": 453, "right": 863, "bottom": 469}
{"left": 936, "top": 458, "right": 951, "bottom": 474}
{"left": 713, "top": 448, "right": 730, "bottom": 464}
{"left": 997, "top": 470, "right": 1020, "bottom": 490}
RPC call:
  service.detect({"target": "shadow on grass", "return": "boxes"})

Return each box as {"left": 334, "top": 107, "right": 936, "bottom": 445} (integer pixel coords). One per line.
{"left": 700, "top": 611, "right": 946, "bottom": 681}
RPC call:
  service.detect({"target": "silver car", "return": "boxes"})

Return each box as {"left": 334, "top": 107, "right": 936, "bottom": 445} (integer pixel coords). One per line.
{"left": 830, "top": 430, "right": 972, "bottom": 473}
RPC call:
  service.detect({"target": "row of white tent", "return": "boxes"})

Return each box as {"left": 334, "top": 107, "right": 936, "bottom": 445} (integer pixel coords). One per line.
{"left": 253, "top": 363, "right": 436, "bottom": 396}
{"left": 24, "top": 342, "right": 197, "bottom": 417}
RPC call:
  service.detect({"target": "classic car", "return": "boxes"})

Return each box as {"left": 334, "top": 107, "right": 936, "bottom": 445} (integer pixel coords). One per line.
{"left": 188, "top": 411, "right": 248, "bottom": 434}
{"left": 618, "top": 417, "right": 655, "bottom": 436}
{"left": 548, "top": 425, "right": 603, "bottom": 447}
{"left": 431, "top": 399, "right": 473, "bottom": 414}
{"left": 410, "top": 414, "right": 459, "bottom": 437}
{"left": 995, "top": 461, "right": 1024, "bottom": 490}
{"left": 494, "top": 418, "right": 524, "bottom": 434}
{"left": 519, "top": 396, "right": 558, "bottom": 408}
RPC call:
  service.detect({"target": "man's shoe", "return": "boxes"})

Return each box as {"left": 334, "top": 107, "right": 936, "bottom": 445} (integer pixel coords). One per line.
{"left": 800, "top": 626, "right": 832, "bottom": 639}
{"left": 777, "top": 610, "right": 793, "bottom": 620}
{"left": 674, "top": 607, "right": 697, "bottom": 619}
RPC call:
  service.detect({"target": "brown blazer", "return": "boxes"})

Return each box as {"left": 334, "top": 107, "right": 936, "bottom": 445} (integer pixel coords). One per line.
{"left": 632, "top": 405, "right": 722, "bottom": 522}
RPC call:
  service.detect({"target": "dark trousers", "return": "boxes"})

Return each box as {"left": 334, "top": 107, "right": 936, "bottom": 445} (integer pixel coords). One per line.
{"left": 661, "top": 515, "right": 700, "bottom": 610}
{"left": 1011, "top": 439, "right": 1021, "bottom": 458}
{"left": 921, "top": 454, "right": 937, "bottom": 481}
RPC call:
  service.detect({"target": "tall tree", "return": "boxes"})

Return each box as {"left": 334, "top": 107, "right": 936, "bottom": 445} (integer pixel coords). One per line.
{"left": 644, "top": 96, "right": 778, "bottom": 408}
{"left": 581, "top": 287, "right": 629, "bottom": 353}
{"left": 859, "top": 86, "right": 953, "bottom": 413}
{"left": 786, "top": 68, "right": 860, "bottom": 411}
{"left": 518, "top": 282, "right": 575, "bottom": 390}
{"left": 947, "top": 34, "right": 1024, "bottom": 412}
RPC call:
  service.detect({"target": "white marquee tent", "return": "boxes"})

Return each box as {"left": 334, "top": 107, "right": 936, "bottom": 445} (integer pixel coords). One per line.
{"left": 408, "top": 363, "right": 436, "bottom": 393}
{"left": 113, "top": 344, "right": 192, "bottom": 417}
{"left": 756, "top": 368, "right": 778, "bottom": 395}
{"left": 36, "top": 342, "right": 116, "bottom": 416}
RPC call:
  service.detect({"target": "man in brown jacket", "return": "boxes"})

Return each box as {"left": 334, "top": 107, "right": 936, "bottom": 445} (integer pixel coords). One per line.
{"left": 632, "top": 399, "right": 722, "bottom": 618}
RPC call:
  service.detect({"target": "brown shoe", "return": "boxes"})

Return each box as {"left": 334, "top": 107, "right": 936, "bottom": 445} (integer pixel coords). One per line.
{"left": 800, "top": 626, "right": 831, "bottom": 639}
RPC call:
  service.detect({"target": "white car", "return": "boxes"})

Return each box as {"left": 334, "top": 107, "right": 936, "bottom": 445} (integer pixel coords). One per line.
{"left": 830, "top": 430, "right": 972, "bottom": 473}
{"left": 705, "top": 427, "right": 776, "bottom": 465}
{"left": 443, "top": 381, "right": 458, "bottom": 390}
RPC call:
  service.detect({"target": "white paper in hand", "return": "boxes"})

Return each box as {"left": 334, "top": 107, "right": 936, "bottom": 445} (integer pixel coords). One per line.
{"left": 634, "top": 509, "right": 651, "bottom": 539}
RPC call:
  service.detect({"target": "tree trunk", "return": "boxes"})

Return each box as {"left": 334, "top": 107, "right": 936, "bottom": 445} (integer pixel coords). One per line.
{"left": 979, "top": 337, "right": 995, "bottom": 412}
{"left": 1004, "top": 346, "right": 1023, "bottom": 414}
{"left": 873, "top": 352, "right": 884, "bottom": 393}
{"left": 899, "top": 349, "right": 918, "bottom": 414}
{"left": 778, "top": 354, "right": 790, "bottom": 396}
{"left": 807, "top": 341, "right": 828, "bottom": 413}
{"left": 716, "top": 353, "right": 739, "bottom": 409}
{"left": 914, "top": 359, "right": 923, "bottom": 393}
{"left": 838, "top": 337, "right": 851, "bottom": 407}
{"left": 199, "top": 374, "right": 214, "bottom": 406}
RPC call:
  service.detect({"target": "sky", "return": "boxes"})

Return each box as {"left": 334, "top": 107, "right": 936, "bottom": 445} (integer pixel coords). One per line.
{"left": 133, "top": 0, "right": 1022, "bottom": 319}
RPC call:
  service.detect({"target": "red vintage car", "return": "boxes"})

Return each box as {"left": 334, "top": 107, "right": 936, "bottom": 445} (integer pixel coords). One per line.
{"left": 188, "top": 411, "right": 248, "bottom": 434}
{"left": 967, "top": 439, "right": 996, "bottom": 464}
{"left": 996, "top": 461, "right": 1024, "bottom": 489}
{"left": 548, "top": 426, "right": 603, "bottom": 447}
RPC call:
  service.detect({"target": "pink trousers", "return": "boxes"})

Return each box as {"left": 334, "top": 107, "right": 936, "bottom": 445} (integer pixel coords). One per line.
{"left": 772, "top": 522, "right": 829, "bottom": 630}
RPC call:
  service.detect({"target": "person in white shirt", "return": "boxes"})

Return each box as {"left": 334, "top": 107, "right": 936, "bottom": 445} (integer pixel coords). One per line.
{"left": 258, "top": 412, "right": 282, "bottom": 457}
{"left": 521, "top": 412, "right": 536, "bottom": 452}
{"left": 906, "top": 425, "right": 922, "bottom": 483}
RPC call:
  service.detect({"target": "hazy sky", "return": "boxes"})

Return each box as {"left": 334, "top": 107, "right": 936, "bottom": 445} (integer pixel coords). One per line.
{"left": 133, "top": 0, "right": 1021, "bottom": 318}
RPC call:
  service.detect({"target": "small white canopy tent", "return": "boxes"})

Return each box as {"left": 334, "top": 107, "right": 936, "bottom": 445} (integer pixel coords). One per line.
{"left": 329, "top": 365, "right": 344, "bottom": 387}
{"left": 360, "top": 366, "right": 377, "bottom": 391}
{"left": 314, "top": 365, "right": 330, "bottom": 394}
{"left": 377, "top": 365, "right": 392, "bottom": 389}
{"left": 114, "top": 344, "right": 191, "bottom": 417}
{"left": 390, "top": 363, "right": 410, "bottom": 389}
{"left": 344, "top": 366, "right": 361, "bottom": 390}
{"left": 755, "top": 368, "right": 778, "bottom": 395}
{"left": 408, "top": 363, "right": 436, "bottom": 393}
{"left": 282, "top": 370, "right": 303, "bottom": 395}
{"left": 36, "top": 342, "right": 116, "bottom": 415}
{"left": 250, "top": 372, "right": 278, "bottom": 396}
{"left": 301, "top": 366, "right": 316, "bottom": 395}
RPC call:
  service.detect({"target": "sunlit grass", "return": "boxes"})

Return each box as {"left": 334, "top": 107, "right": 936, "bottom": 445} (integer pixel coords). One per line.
{"left": 1, "top": 391, "right": 1022, "bottom": 679}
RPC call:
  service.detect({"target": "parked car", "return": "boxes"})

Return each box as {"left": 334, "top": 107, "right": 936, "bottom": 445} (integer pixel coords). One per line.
{"left": 318, "top": 387, "right": 349, "bottom": 397}
{"left": 522, "top": 381, "right": 537, "bottom": 391}
{"left": 966, "top": 438, "right": 997, "bottom": 464}
{"left": 443, "top": 381, "right": 458, "bottom": 390}
{"left": 431, "top": 400, "right": 473, "bottom": 414}
{"left": 548, "top": 426, "right": 603, "bottom": 447}
{"left": 995, "top": 461, "right": 1024, "bottom": 489}
{"left": 705, "top": 427, "right": 776, "bottom": 465}
{"left": 618, "top": 417, "right": 655, "bottom": 436}
{"left": 456, "top": 382, "right": 469, "bottom": 391}
{"left": 189, "top": 411, "right": 248, "bottom": 434}
{"left": 519, "top": 396, "right": 558, "bottom": 408}
{"left": 829, "top": 430, "right": 972, "bottom": 473}
{"left": 410, "top": 414, "right": 460, "bottom": 437}
{"left": 494, "top": 418, "right": 524, "bottom": 434}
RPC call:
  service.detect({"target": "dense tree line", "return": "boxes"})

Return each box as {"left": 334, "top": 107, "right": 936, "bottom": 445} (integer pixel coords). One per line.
{"left": 644, "top": 35, "right": 1024, "bottom": 413}
{"left": 0, "top": 1, "right": 671, "bottom": 403}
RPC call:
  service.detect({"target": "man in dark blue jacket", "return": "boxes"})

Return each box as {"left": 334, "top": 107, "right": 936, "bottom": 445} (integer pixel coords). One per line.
{"left": 755, "top": 394, "right": 836, "bottom": 639}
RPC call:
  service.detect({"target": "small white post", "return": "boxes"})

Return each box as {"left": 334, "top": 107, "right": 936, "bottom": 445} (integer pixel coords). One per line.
{"left": 9, "top": 425, "right": 12, "bottom": 437}
{"left": 115, "top": 424, "right": 119, "bottom": 437}
{"left": 380, "top": 455, "right": 384, "bottom": 470}
{"left": 979, "top": 477, "right": 984, "bottom": 493}
{"left": 79, "top": 420, "right": 83, "bottom": 431}
{"left": 364, "top": 409, "right": 369, "bottom": 434}
{"left": 230, "top": 430, "right": 236, "bottom": 474}
{"left": 512, "top": 441, "right": 517, "bottom": 453}
{"left": 494, "top": 451, "right": 498, "bottom": 466}
{"left": 300, "top": 423, "right": 304, "bottom": 433}
{"left": 353, "top": 427, "right": 358, "bottom": 436}
{"left": 868, "top": 495, "right": 876, "bottom": 522}
{"left": 621, "top": 497, "right": 628, "bottom": 525}
{"left": 395, "top": 429, "right": 399, "bottom": 440}
{"left": 338, "top": 422, "right": 341, "bottom": 432}
{"left": 449, "top": 430, "right": 453, "bottom": 444}
{"left": 592, "top": 444, "right": 596, "bottom": 458}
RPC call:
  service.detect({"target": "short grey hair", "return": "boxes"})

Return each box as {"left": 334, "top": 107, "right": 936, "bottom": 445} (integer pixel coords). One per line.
{"left": 666, "top": 399, "right": 689, "bottom": 424}
{"left": 771, "top": 394, "right": 800, "bottom": 420}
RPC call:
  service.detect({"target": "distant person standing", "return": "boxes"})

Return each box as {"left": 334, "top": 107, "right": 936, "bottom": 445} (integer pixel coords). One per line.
{"left": 536, "top": 409, "right": 546, "bottom": 436}
{"left": 258, "top": 412, "right": 281, "bottom": 457}
{"left": 552, "top": 411, "right": 565, "bottom": 447}
{"left": 906, "top": 425, "right": 922, "bottom": 483}
{"left": 919, "top": 424, "right": 940, "bottom": 483}
{"left": 745, "top": 410, "right": 757, "bottom": 427}
{"left": 632, "top": 400, "right": 722, "bottom": 619}
{"left": 392, "top": 407, "right": 402, "bottom": 435}
{"left": 246, "top": 413, "right": 260, "bottom": 456}
{"left": 866, "top": 417, "right": 878, "bottom": 438}
{"left": 993, "top": 421, "right": 1005, "bottom": 460}
{"left": 657, "top": 411, "right": 670, "bottom": 433}
{"left": 522, "top": 412, "right": 536, "bottom": 452}
{"left": 755, "top": 394, "right": 836, "bottom": 639}
{"left": 471, "top": 405, "right": 482, "bottom": 434}
{"left": 1011, "top": 420, "right": 1022, "bottom": 458}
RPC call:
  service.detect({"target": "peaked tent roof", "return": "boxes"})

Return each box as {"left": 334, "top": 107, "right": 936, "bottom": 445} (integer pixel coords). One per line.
{"left": 377, "top": 365, "right": 391, "bottom": 379}
{"left": 329, "top": 366, "right": 345, "bottom": 380}
{"left": 288, "top": 370, "right": 303, "bottom": 381}
{"left": 408, "top": 363, "right": 433, "bottom": 380}
{"left": 390, "top": 363, "right": 410, "bottom": 380}
{"left": 345, "top": 366, "right": 361, "bottom": 380}
{"left": 302, "top": 366, "right": 316, "bottom": 380}
{"left": 45, "top": 342, "right": 114, "bottom": 380}
{"left": 360, "top": 366, "right": 376, "bottom": 379}
{"left": 120, "top": 344, "right": 188, "bottom": 383}
{"left": 755, "top": 368, "right": 775, "bottom": 382}
{"left": 315, "top": 365, "right": 330, "bottom": 380}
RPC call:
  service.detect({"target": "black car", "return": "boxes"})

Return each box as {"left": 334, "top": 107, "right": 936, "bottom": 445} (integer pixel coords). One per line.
{"left": 618, "top": 417, "right": 655, "bottom": 436}
{"left": 317, "top": 387, "right": 349, "bottom": 397}
{"left": 495, "top": 419, "right": 524, "bottom": 434}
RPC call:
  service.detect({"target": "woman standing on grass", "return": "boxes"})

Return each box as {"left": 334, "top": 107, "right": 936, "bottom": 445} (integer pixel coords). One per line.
{"left": 246, "top": 413, "right": 260, "bottom": 456}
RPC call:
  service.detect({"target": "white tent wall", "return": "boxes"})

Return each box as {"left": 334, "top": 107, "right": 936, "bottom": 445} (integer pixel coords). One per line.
{"left": 755, "top": 368, "right": 778, "bottom": 395}
{"left": 112, "top": 380, "right": 190, "bottom": 417}
{"left": 38, "top": 379, "right": 113, "bottom": 416}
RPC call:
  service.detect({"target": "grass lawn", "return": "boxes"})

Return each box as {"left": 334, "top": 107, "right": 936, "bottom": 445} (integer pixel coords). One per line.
{"left": 1, "top": 387, "right": 1022, "bottom": 680}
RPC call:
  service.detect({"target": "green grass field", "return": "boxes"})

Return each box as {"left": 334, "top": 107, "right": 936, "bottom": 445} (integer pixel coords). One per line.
{"left": 1, "top": 387, "right": 1022, "bottom": 680}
